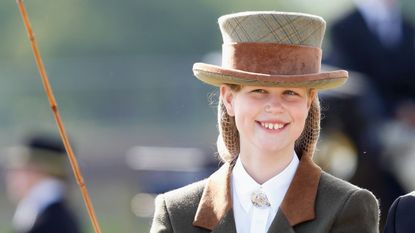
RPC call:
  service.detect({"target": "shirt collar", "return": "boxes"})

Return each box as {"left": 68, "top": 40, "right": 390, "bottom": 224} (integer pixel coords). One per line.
{"left": 232, "top": 153, "right": 299, "bottom": 213}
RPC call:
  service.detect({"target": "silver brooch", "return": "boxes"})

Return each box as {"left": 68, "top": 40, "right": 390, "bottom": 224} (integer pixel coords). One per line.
{"left": 251, "top": 189, "right": 271, "bottom": 208}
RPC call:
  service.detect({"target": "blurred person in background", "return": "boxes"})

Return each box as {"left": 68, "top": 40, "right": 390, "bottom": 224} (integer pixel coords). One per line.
{"left": 327, "top": 0, "right": 415, "bottom": 228}
{"left": 384, "top": 191, "right": 415, "bottom": 233}
{"left": 330, "top": 0, "right": 415, "bottom": 118}
{"left": 3, "top": 134, "right": 81, "bottom": 233}
{"left": 151, "top": 11, "right": 379, "bottom": 233}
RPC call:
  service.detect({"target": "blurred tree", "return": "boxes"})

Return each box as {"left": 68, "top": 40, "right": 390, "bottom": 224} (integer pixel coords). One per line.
{"left": 0, "top": 0, "right": 355, "bottom": 58}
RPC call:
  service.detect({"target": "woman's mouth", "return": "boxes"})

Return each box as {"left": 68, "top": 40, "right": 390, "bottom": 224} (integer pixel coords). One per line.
{"left": 257, "top": 121, "right": 288, "bottom": 131}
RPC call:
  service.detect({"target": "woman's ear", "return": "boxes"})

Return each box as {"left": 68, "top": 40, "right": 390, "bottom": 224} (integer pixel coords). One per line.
{"left": 307, "top": 89, "right": 317, "bottom": 109}
{"left": 220, "top": 85, "right": 236, "bottom": 116}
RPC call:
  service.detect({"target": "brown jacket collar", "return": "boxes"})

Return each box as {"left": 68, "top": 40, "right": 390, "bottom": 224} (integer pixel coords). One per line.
{"left": 193, "top": 156, "right": 321, "bottom": 230}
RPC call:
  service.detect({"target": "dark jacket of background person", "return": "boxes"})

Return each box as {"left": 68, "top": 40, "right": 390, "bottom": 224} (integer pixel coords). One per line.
{"left": 384, "top": 191, "right": 415, "bottom": 233}
{"left": 4, "top": 134, "right": 82, "bottom": 233}
{"left": 329, "top": 9, "right": 415, "bottom": 117}
{"left": 327, "top": 5, "right": 412, "bottom": 229}
{"left": 22, "top": 201, "right": 81, "bottom": 233}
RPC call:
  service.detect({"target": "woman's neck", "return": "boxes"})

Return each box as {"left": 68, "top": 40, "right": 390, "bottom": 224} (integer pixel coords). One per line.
{"left": 239, "top": 144, "right": 295, "bottom": 184}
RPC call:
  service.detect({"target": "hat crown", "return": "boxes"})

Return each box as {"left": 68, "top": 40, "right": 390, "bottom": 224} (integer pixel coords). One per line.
{"left": 218, "top": 11, "right": 326, "bottom": 48}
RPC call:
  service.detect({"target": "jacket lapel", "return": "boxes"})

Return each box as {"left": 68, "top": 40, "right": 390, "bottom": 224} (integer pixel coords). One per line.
{"left": 280, "top": 156, "right": 321, "bottom": 226}
{"left": 192, "top": 155, "right": 321, "bottom": 232}
{"left": 193, "top": 163, "right": 234, "bottom": 231}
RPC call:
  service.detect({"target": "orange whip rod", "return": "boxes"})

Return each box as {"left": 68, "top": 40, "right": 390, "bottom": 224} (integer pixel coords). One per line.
{"left": 16, "top": 1, "right": 102, "bottom": 233}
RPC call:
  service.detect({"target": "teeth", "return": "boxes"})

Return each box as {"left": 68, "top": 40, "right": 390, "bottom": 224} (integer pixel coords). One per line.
{"left": 260, "top": 122, "right": 284, "bottom": 130}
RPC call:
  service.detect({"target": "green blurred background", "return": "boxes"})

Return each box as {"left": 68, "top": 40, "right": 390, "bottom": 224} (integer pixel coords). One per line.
{"left": 1, "top": 0, "right": 415, "bottom": 232}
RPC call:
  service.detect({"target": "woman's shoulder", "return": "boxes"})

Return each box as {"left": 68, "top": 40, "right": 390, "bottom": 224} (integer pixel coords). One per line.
{"left": 158, "top": 179, "right": 207, "bottom": 209}
{"left": 398, "top": 191, "right": 415, "bottom": 202}
{"left": 313, "top": 171, "right": 380, "bottom": 232}
{"left": 384, "top": 191, "right": 415, "bottom": 233}
{"left": 320, "top": 171, "right": 375, "bottom": 196}
{"left": 389, "top": 191, "right": 415, "bottom": 213}
{"left": 151, "top": 180, "right": 209, "bottom": 232}
{"left": 318, "top": 171, "right": 378, "bottom": 208}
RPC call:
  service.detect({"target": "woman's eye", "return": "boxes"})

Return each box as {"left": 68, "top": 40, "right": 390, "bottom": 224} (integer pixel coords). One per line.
{"left": 252, "top": 89, "right": 266, "bottom": 94}
{"left": 284, "top": 90, "right": 298, "bottom": 96}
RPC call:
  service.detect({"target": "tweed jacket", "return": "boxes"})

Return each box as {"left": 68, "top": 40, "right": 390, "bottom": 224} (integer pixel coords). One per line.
{"left": 150, "top": 156, "right": 379, "bottom": 233}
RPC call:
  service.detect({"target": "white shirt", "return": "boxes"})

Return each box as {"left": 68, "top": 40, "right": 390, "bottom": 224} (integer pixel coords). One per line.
{"left": 13, "top": 178, "right": 65, "bottom": 233}
{"left": 232, "top": 154, "right": 299, "bottom": 233}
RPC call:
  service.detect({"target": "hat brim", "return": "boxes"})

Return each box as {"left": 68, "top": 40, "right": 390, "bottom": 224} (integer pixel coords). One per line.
{"left": 193, "top": 63, "right": 348, "bottom": 90}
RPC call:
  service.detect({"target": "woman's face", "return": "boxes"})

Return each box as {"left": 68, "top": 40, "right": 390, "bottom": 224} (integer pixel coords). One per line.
{"left": 221, "top": 85, "right": 315, "bottom": 155}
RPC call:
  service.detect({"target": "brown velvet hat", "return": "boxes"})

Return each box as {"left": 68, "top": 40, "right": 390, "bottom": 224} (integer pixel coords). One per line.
{"left": 193, "top": 11, "right": 348, "bottom": 89}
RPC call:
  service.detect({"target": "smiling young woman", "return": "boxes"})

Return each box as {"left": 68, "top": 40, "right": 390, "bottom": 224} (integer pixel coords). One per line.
{"left": 220, "top": 85, "right": 316, "bottom": 184}
{"left": 151, "top": 11, "right": 380, "bottom": 233}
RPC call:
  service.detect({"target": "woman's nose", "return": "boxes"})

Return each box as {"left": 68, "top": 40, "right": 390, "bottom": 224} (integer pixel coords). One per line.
{"left": 264, "top": 97, "right": 284, "bottom": 114}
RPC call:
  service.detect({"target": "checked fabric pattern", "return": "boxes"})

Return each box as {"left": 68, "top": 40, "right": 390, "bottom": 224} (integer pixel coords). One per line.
{"left": 219, "top": 11, "right": 326, "bottom": 48}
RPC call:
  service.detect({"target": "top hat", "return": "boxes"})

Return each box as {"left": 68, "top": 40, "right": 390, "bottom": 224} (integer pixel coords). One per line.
{"left": 193, "top": 11, "right": 348, "bottom": 89}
